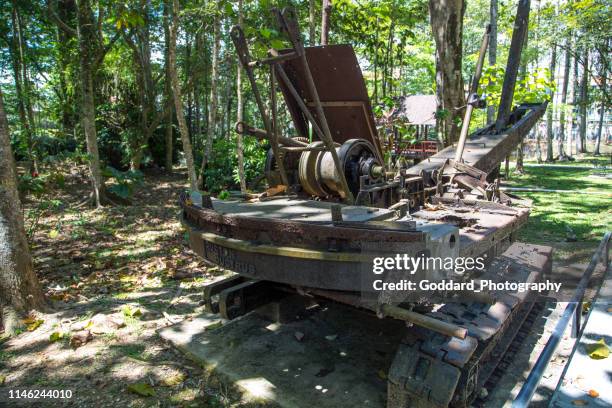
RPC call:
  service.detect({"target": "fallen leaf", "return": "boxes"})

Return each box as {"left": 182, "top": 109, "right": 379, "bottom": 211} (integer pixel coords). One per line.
{"left": 377, "top": 369, "right": 387, "bottom": 380}
{"left": 70, "top": 330, "right": 92, "bottom": 348}
{"left": 48, "top": 230, "right": 59, "bottom": 239}
{"left": 587, "top": 339, "right": 610, "bottom": 360}
{"left": 263, "top": 184, "right": 287, "bottom": 198}
{"left": 0, "top": 375, "right": 5, "bottom": 385}
{"left": 22, "top": 315, "right": 37, "bottom": 324}
{"left": 127, "top": 382, "right": 156, "bottom": 397}
{"left": 588, "top": 389, "right": 599, "bottom": 398}
{"left": 204, "top": 320, "right": 223, "bottom": 331}
{"left": 582, "top": 302, "right": 591, "bottom": 314}
{"left": 26, "top": 319, "right": 44, "bottom": 332}
{"left": 49, "top": 332, "right": 65, "bottom": 342}
{"left": 162, "top": 373, "right": 186, "bottom": 387}
{"left": 122, "top": 305, "right": 142, "bottom": 318}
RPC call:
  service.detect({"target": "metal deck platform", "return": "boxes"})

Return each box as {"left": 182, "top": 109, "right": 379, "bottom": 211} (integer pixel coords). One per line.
{"left": 210, "top": 197, "right": 394, "bottom": 222}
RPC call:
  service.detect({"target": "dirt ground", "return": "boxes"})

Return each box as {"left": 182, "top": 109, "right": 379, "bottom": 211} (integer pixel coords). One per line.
{"left": 0, "top": 165, "right": 607, "bottom": 407}
{"left": 1, "top": 167, "right": 256, "bottom": 407}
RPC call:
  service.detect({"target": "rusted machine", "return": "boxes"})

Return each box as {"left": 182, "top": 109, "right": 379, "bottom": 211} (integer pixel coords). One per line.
{"left": 180, "top": 2, "right": 551, "bottom": 407}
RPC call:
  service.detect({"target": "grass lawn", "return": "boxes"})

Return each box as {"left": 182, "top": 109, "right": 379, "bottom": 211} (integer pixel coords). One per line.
{"left": 504, "top": 156, "right": 611, "bottom": 244}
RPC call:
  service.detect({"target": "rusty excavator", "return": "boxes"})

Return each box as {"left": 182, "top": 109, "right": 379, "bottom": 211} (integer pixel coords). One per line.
{"left": 179, "top": 1, "right": 551, "bottom": 406}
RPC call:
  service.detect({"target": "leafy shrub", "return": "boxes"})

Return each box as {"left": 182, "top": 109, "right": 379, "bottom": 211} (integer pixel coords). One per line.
{"left": 102, "top": 166, "right": 143, "bottom": 200}
{"left": 18, "top": 174, "right": 46, "bottom": 197}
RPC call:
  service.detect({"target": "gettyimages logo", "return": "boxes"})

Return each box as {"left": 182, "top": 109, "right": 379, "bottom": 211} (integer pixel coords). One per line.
{"left": 372, "top": 253, "right": 486, "bottom": 276}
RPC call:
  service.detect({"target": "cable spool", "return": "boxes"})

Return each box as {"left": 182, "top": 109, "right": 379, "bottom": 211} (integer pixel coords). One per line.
{"left": 298, "top": 138, "right": 383, "bottom": 198}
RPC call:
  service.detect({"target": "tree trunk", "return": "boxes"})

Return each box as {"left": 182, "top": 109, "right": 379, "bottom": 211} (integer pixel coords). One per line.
{"left": 11, "top": 2, "right": 38, "bottom": 174}
{"left": 558, "top": 38, "right": 571, "bottom": 159}
{"left": 578, "top": 48, "right": 589, "bottom": 153}
{"left": 515, "top": 144, "right": 524, "bottom": 173}
{"left": 0, "top": 88, "right": 45, "bottom": 335}
{"left": 309, "top": 0, "right": 316, "bottom": 46}
{"left": 56, "top": 0, "right": 76, "bottom": 140}
{"left": 168, "top": 0, "right": 197, "bottom": 191}
{"left": 545, "top": 44, "right": 556, "bottom": 161}
{"left": 373, "top": 17, "right": 379, "bottom": 104}
{"left": 536, "top": 130, "right": 542, "bottom": 163}
{"left": 124, "top": 0, "right": 160, "bottom": 171}
{"left": 428, "top": 0, "right": 466, "bottom": 146}
{"left": 382, "top": 21, "right": 395, "bottom": 100}
{"left": 163, "top": 0, "right": 174, "bottom": 173}
{"left": 236, "top": 0, "right": 247, "bottom": 193}
{"left": 321, "top": 0, "right": 332, "bottom": 46}
{"left": 193, "top": 33, "right": 203, "bottom": 154}
{"left": 487, "top": 0, "right": 497, "bottom": 124}
{"left": 594, "top": 81, "right": 606, "bottom": 155}
{"left": 570, "top": 46, "right": 580, "bottom": 156}
{"left": 76, "top": 0, "right": 105, "bottom": 207}
{"left": 515, "top": 12, "right": 529, "bottom": 174}
{"left": 198, "top": 7, "right": 220, "bottom": 190}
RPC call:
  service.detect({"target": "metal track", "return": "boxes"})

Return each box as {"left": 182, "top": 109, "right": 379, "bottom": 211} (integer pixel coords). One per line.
{"left": 474, "top": 301, "right": 544, "bottom": 406}
{"left": 387, "top": 243, "right": 552, "bottom": 408}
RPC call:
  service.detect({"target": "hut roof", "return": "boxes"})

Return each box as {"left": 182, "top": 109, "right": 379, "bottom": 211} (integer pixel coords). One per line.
{"left": 391, "top": 95, "right": 437, "bottom": 126}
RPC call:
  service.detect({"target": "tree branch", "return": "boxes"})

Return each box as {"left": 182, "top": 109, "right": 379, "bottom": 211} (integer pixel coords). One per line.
{"left": 93, "top": 30, "right": 121, "bottom": 69}
{"left": 46, "top": 1, "right": 77, "bottom": 36}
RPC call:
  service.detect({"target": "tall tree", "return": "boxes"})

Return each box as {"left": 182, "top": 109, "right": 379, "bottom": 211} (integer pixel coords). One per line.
{"left": 321, "top": 0, "right": 332, "bottom": 46}
{"left": 309, "top": 0, "right": 316, "bottom": 46}
{"left": 236, "top": 0, "right": 246, "bottom": 193}
{"left": 429, "top": 0, "right": 466, "bottom": 146}
{"left": 10, "top": 2, "right": 38, "bottom": 174}
{"left": 168, "top": 0, "right": 197, "bottom": 190}
{"left": 0, "top": 88, "right": 45, "bottom": 335}
{"left": 76, "top": 0, "right": 106, "bottom": 206}
{"left": 198, "top": 5, "right": 220, "bottom": 189}
{"left": 50, "top": 0, "right": 120, "bottom": 206}
{"left": 54, "top": 0, "right": 77, "bottom": 141}
{"left": 593, "top": 49, "right": 607, "bottom": 155}
{"left": 578, "top": 47, "right": 588, "bottom": 153}
{"left": 515, "top": 5, "right": 531, "bottom": 175}
{"left": 487, "top": 0, "right": 497, "bottom": 125}
{"left": 121, "top": 1, "right": 171, "bottom": 170}
{"left": 545, "top": 44, "right": 556, "bottom": 161}
{"left": 163, "top": 0, "right": 174, "bottom": 173}
{"left": 558, "top": 37, "right": 572, "bottom": 159}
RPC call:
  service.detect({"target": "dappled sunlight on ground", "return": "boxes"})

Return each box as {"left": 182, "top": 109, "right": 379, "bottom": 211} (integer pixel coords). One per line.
{"left": 1, "top": 167, "right": 250, "bottom": 407}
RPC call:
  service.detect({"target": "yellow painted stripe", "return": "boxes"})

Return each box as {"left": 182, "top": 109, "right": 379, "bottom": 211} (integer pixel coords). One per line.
{"left": 198, "top": 231, "right": 372, "bottom": 263}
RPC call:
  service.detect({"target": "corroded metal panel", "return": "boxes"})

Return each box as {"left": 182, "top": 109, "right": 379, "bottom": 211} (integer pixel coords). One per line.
{"left": 277, "top": 45, "right": 384, "bottom": 161}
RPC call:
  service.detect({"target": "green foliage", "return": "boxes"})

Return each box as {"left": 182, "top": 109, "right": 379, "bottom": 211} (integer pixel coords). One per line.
{"left": 18, "top": 174, "right": 45, "bottom": 197}
{"left": 25, "top": 198, "right": 63, "bottom": 239}
{"left": 514, "top": 67, "right": 556, "bottom": 104}
{"left": 102, "top": 167, "right": 143, "bottom": 200}
{"left": 481, "top": 65, "right": 554, "bottom": 109}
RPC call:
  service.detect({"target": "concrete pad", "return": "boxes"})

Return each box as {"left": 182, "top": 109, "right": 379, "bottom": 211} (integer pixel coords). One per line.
{"left": 159, "top": 303, "right": 406, "bottom": 407}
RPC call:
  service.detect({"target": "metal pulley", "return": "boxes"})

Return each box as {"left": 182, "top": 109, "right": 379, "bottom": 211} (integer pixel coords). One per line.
{"left": 298, "top": 138, "right": 383, "bottom": 198}
{"left": 264, "top": 137, "right": 309, "bottom": 187}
